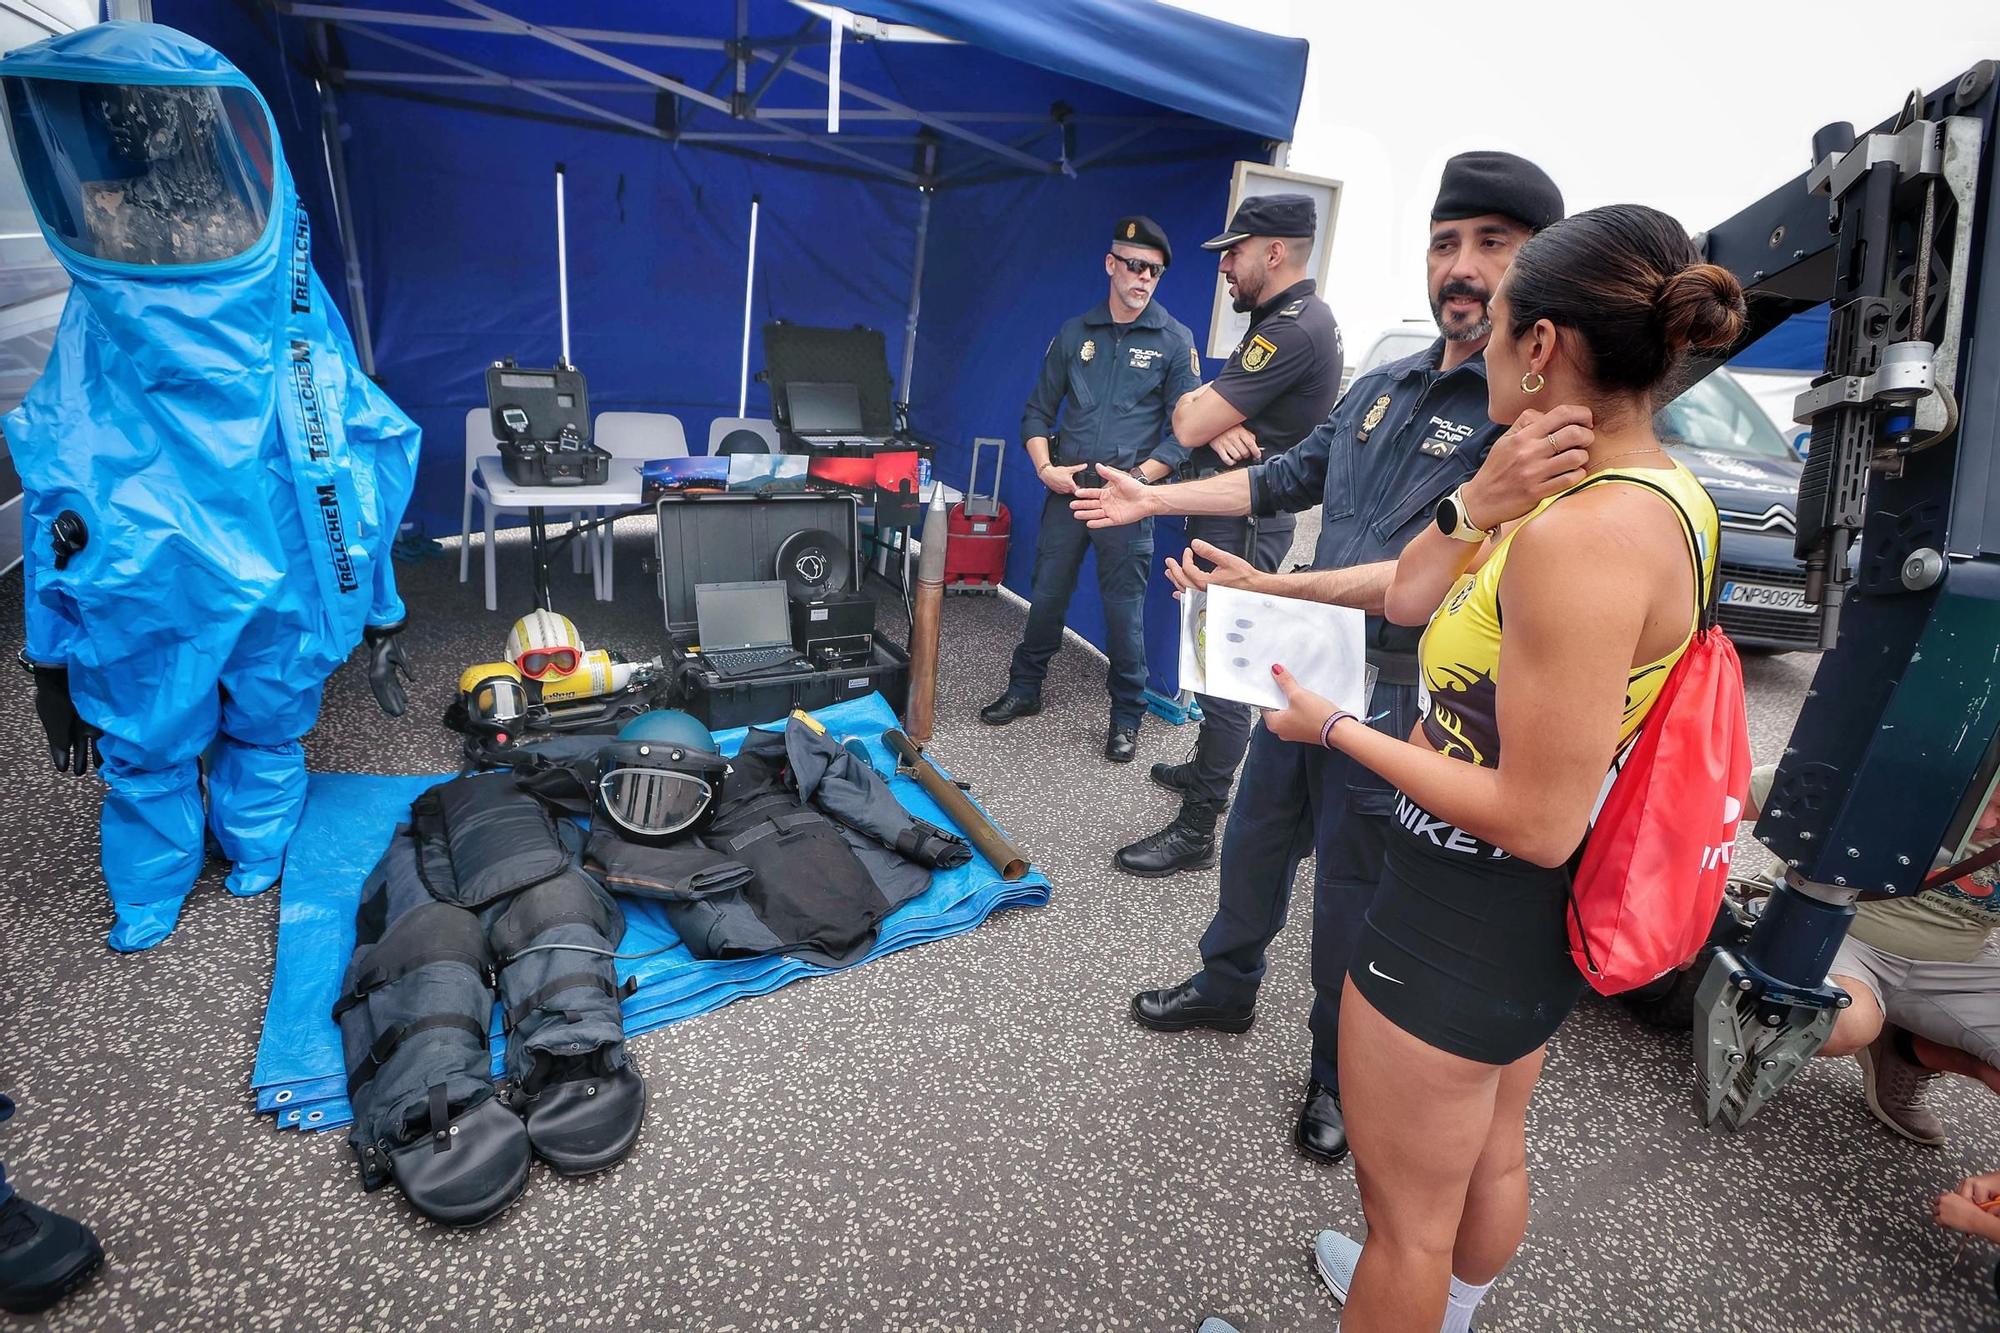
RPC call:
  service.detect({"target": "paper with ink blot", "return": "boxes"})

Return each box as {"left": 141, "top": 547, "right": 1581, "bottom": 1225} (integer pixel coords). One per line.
{"left": 1181, "top": 584, "right": 1367, "bottom": 712}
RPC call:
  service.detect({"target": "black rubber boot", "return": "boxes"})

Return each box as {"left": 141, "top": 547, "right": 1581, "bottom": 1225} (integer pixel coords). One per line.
{"left": 0, "top": 1191, "right": 103, "bottom": 1315}
{"left": 1115, "top": 799, "right": 1223, "bottom": 877}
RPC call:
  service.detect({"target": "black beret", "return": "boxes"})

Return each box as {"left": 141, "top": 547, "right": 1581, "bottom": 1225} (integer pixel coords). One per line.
{"left": 1432, "top": 152, "right": 1564, "bottom": 233}
{"left": 1111, "top": 215, "right": 1172, "bottom": 267}
{"left": 1202, "top": 193, "right": 1316, "bottom": 250}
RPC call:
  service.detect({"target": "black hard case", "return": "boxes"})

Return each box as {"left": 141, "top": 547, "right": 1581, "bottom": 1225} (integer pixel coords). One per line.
{"left": 761, "top": 322, "right": 899, "bottom": 443}
{"left": 485, "top": 360, "right": 610, "bottom": 486}
{"left": 653, "top": 493, "right": 906, "bottom": 730}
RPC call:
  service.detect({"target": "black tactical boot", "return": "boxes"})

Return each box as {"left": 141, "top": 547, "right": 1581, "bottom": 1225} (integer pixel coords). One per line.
{"left": 0, "top": 1190, "right": 103, "bottom": 1315}
{"left": 1115, "top": 798, "right": 1222, "bottom": 877}
{"left": 1149, "top": 760, "right": 1196, "bottom": 794}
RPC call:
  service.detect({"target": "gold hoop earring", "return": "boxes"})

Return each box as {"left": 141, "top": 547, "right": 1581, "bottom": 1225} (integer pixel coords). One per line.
{"left": 1521, "top": 371, "right": 1545, "bottom": 394}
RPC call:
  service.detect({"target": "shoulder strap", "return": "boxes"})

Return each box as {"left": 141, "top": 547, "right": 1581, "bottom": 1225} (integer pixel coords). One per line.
{"left": 1557, "top": 471, "right": 1716, "bottom": 633}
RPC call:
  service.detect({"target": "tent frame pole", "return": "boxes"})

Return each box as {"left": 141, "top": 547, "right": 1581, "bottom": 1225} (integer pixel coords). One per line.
{"left": 739, "top": 195, "right": 759, "bottom": 418}
{"left": 312, "top": 26, "right": 379, "bottom": 377}
{"left": 900, "top": 188, "right": 931, "bottom": 404}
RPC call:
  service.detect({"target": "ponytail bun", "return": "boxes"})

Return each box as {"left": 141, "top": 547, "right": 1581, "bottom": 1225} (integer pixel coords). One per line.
{"left": 1659, "top": 262, "right": 1747, "bottom": 355}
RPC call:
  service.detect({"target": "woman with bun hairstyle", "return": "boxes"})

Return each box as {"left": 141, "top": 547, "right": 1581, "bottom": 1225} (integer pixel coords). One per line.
{"left": 1256, "top": 204, "right": 1745, "bottom": 1331}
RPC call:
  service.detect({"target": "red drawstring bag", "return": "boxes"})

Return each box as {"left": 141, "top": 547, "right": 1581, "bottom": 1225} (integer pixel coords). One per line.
{"left": 1566, "top": 479, "right": 1752, "bottom": 996}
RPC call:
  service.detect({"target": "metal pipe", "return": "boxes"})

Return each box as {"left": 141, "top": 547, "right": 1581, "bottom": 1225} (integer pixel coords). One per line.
{"left": 905, "top": 484, "right": 948, "bottom": 742}
{"left": 315, "top": 73, "right": 378, "bottom": 377}
{"left": 882, "top": 730, "right": 1028, "bottom": 881}
{"left": 826, "top": 8, "right": 843, "bottom": 133}
{"left": 739, "top": 195, "right": 760, "bottom": 418}
{"left": 554, "top": 163, "right": 571, "bottom": 366}
{"left": 900, "top": 188, "right": 930, "bottom": 401}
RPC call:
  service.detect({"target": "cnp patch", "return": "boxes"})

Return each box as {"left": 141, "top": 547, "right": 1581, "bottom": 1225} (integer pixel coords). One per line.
{"left": 1241, "top": 334, "right": 1278, "bottom": 373}
{"left": 1420, "top": 414, "right": 1475, "bottom": 458}
{"left": 1125, "top": 221, "right": 1138, "bottom": 240}
{"left": 1080, "top": 339, "right": 1096, "bottom": 363}
{"left": 1357, "top": 394, "right": 1391, "bottom": 443}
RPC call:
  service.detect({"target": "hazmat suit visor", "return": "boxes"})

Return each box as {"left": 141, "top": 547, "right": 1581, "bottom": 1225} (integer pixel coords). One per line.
{"left": 2, "top": 76, "right": 274, "bottom": 266}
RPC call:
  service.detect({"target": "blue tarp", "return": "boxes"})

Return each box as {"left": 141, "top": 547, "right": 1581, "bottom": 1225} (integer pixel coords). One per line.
{"left": 153, "top": 0, "right": 1304, "bottom": 702}
{"left": 250, "top": 693, "right": 1052, "bottom": 1132}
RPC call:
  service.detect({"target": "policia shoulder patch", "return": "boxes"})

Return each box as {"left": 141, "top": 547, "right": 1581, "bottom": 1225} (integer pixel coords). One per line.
{"left": 1241, "top": 334, "right": 1278, "bottom": 373}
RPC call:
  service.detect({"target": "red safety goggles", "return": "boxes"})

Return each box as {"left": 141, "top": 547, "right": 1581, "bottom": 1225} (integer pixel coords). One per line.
{"left": 515, "top": 646, "right": 581, "bottom": 679}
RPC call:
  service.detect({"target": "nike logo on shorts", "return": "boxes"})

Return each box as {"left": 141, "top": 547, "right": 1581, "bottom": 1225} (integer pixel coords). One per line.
{"left": 1367, "top": 960, "right": 1403, "bottom": 985}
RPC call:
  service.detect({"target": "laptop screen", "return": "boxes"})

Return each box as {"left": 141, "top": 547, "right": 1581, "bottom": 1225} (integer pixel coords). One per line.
{"left": 695, "top": 581, "right": 793, "bottom": 651}
{"left": 788, "top": 381, "right": 865, "bottom": 433}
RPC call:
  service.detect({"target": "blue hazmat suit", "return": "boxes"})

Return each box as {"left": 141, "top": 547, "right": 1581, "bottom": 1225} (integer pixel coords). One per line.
{"left": 0, "top": 23, "right": 420, "bottom": 951}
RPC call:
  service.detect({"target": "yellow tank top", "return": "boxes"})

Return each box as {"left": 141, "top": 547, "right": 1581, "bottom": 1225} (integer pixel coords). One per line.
{"left": 1418, "top": 460, "right": 1719, "bottom": 770}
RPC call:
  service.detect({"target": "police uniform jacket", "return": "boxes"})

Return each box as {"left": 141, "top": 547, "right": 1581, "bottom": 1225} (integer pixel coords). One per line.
{"left": 1021, "top": 297, "right": 1201, "bottom": 472}
{"left": 1248, "top": 340, "right": 1501, "bottom": 807}
{"left": 1191, "top": 277, "right": 1341, "bottom": 474}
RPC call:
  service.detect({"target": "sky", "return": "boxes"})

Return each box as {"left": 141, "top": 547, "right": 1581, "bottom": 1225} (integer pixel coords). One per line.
{"left": 1163, "top": 0, "right": 2000, "bottom": 352}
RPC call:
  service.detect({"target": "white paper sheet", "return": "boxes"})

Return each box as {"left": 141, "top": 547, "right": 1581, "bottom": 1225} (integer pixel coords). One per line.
{"left": 1177, "top": 586, "right": 1208, "bottom": 696}
{"left": 1184, "top": 584, "right": 1368, "bottom": 712}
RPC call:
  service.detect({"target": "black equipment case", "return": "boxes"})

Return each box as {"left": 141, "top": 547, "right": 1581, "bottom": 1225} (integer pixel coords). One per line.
{"left": 654, "top": 493, "right": 908, "bottom": 729}
{"left": 762, "top": 322, "right": 901, "bottom": 446}
{"left": 485, "top": 358, "right": 611, "bottom": 487}
{"left": 760, "top": 321, "right": 936, "bottom": 530}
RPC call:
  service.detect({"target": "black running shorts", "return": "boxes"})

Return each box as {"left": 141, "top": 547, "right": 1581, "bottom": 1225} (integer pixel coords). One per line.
{"left": 1348, "top": 794, "right": 1586, "bottom": 1065}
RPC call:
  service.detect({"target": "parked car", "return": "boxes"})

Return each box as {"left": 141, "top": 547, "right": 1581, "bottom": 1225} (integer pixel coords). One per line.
{"left": 1351, "top": 327, "right": 1820, "bottom": 653}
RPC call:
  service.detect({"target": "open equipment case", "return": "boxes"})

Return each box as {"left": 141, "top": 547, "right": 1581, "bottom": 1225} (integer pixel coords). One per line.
{"left": 485, "top": 358, "right": 611, "bottom": 487}
{"left": 761, "top": 321, "right": 929, "bottom": 531}
{"left": 655, "top": 492, "right": 910, "bottom": 729}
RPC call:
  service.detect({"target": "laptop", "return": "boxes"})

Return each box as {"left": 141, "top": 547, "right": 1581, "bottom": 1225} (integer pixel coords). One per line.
{"left": 787, "top": 381, "right": 878, "bottom": 446}
{"left": 693, "top": 580, "right": 810, "bottom": 679}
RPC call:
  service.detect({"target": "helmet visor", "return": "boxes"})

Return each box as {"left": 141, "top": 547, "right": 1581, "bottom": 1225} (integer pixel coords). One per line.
{"left": 598, "top": 767, "right": 715, "bottom": 840}
{"left": 467, "top": 676, "right": 528, "bottom": 725}
{"left": 1, "top": 77, "right": 274, "bottom": 265}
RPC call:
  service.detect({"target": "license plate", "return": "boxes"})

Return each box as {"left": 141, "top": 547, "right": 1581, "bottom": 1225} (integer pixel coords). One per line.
{"left": 1720, "top": 580, "right": 1809, "bottom": 612}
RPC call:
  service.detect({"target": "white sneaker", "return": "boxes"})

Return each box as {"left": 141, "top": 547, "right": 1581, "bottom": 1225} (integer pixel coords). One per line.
{"left": 1314, "top": 1229, "right": 1363, "bottom": 1304}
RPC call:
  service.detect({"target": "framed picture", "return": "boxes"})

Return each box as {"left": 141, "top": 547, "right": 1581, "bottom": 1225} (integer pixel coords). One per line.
{"left": 1204, "top": 161, "right": 1343, "bottom": 361}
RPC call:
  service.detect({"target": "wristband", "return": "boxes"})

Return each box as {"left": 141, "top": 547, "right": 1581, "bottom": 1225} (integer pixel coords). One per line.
{"left": 1319, "top": 708, "right": 1356, "bottom": 749}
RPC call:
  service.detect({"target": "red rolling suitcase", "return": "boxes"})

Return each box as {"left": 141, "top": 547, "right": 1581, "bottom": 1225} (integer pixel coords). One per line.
{"left": 943, "top": 437, "right": 1011, "bottom": 595}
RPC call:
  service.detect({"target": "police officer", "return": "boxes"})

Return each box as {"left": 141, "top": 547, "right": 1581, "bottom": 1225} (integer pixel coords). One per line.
{"left": 979, "top": 216, "right": 1201, "bottom": 763}
{"left": 1115, "top": 194, "right": 1342, "bottom": 877}
{"left": 1075, "top": 152, "right": 1565, "bottom": 1163}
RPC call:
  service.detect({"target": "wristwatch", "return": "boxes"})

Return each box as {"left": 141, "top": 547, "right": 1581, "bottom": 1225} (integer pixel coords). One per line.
{"left": 1435, "top": 486, "right": 1494, "bottom": 544}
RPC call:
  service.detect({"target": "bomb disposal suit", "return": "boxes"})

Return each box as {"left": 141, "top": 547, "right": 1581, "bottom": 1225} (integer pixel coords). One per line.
{"left": 0, "top": 23, "right": 419, "bottom": 951}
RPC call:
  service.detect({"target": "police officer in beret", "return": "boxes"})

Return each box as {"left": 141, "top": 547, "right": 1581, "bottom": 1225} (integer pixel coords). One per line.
{"left": 979, "top": 215, "right": 1201, "bottom": 764}
{"left": 1113, "top": 193, "right": 1342, "bottom": 878}
{"left": 1076, "top": 152, "right": 1565, "bottom": 1168}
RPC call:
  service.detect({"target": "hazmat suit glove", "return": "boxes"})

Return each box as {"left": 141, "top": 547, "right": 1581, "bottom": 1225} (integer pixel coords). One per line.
{"left": 363, "top": 622, "right": 414, "bottom": 718}
{"left": 28, "top": 664, "right": 99, "bottom": 775}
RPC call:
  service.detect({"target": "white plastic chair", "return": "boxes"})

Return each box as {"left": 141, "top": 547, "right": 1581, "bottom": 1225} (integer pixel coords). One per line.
{"left": 457, "top": 407, "right": 501, "bottom": 596}
{"left": 591, "top": 411, "right": 687, "bottom": 599}
{"left": 706, "top": 416, "right": 779, "bottom": 455}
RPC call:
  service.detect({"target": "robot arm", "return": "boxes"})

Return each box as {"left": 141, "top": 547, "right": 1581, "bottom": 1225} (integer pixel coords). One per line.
{"left": 1687, "top": 60, "right": 2000, "bottom": 1129}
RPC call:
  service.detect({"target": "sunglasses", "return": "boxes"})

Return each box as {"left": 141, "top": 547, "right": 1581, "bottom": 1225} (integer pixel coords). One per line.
{"left": 1109, "top": 253, "right": 1164, "bottom": 279}
{"left": 515, "top": 646, "right": 581, "bottom": 679}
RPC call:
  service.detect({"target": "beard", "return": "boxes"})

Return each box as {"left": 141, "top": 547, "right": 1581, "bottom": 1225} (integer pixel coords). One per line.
{"left": 1229, "top": 271, "right": 1264, "bottom": 314}
{"left": 1431, "top": 279, "right": 1492, "bottom": 343}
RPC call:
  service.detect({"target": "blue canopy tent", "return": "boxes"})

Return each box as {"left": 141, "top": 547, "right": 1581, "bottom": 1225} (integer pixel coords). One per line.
{"left": 150, "top": 0, "right": 1310, "bottom": 707}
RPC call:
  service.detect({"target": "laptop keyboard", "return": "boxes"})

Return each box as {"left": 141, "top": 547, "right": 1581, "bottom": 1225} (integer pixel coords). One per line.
{"left": 705, "top": 644, "right": 801, "bottom": 675}
{"left": 799, "top": 434, "right": 881, "bottom": 446}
